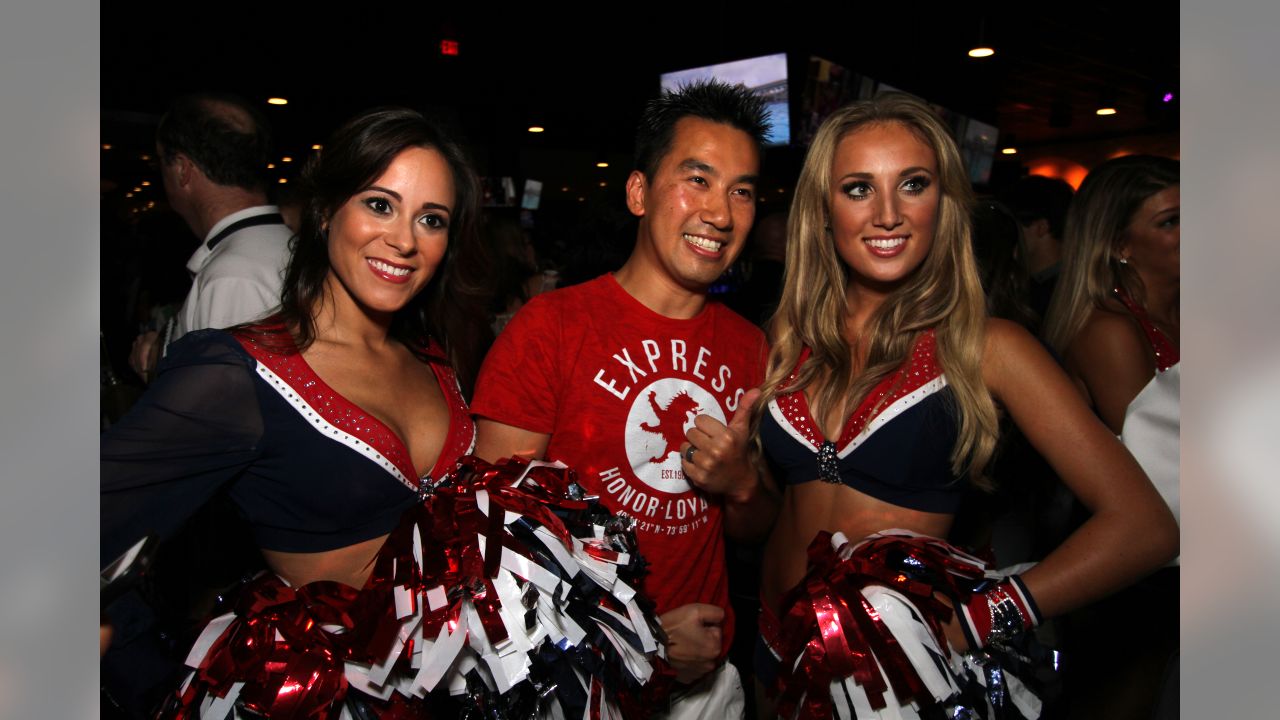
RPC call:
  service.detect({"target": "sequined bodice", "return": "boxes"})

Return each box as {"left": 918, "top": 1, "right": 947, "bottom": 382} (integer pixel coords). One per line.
{"left": 759, "top": 330, "right": 963, "bottom": 514}
{"left": 237, "top": 328, "right": 474, "bottom": 491}
{"left": 101, "top": 327, "right": 476, "bottom": 562}
{"left": 1113, "top": 287, "right": 1178, "bottom": 372}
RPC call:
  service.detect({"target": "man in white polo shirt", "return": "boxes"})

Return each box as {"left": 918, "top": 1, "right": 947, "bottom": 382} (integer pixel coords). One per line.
{"left": 130, "top": 92, "right": 292, "bottom": 377}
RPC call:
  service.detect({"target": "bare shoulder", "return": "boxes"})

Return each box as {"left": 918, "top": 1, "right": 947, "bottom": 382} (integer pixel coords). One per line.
{"left": 979, "top": 317, "right": 1074, "bottom": 404}
{"left": 1069, "top": 306, "right": 1149, "bottom": 370}
{"left": 983, "top": 316, "right": 1035, "bottom": 349}
{"left": 1064, "top": 306, "right": 1154, "bottom": 432}
{"left": 982, "top": 317, "right": 1050, "bottom": 371}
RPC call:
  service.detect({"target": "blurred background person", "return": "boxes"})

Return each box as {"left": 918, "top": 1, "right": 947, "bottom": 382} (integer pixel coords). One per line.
{"left": 971, "top": 198, "right": 1039, "bottom": 332}
{"left": 1042, "top": 154, "right": 1179, "bottom": 720}
{"left": 129, "top": 92, "right": 293, "bottom": 382}
{"left": 1001, "top": 175, "right": 1075, "bottom": 323}
{"left": 482, "top": 210, "right": 557, "bottom": 336}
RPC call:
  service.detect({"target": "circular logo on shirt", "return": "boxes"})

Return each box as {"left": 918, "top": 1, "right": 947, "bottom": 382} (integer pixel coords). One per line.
{"left": 623, "top": 378, "right": 724, "bottom": 494}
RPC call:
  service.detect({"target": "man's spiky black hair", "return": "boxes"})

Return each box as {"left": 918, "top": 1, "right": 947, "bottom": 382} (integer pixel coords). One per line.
{"left": 633, "top": 79, "right": 771, "bottom": 179}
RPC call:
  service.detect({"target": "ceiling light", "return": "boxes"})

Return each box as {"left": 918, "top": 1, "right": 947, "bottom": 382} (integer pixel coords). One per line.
{"left": 102, "top": 144, "right": 112, "bottom": 150}
{"left": 267, "top": 97, "right": 288, "bottom": 105}
{"left": 282, "top": 156, "right": 293, "bottom": 163}
{"left": 141, "top": 180, "right": 151, "bottom": 186}
{"left": 278, "top": 178, "right": 288, "bottom": 184}
{"left": 596, "top": 162, "right": 609, "bottom": 168}
{"left": 267, "top": 163, "right": 275, "bottom": 169}
{"left": 1001, "top": 147, "right": 1018, "bottom": 155}
{"left": 311, "top": 144, "right": 322, "bottom": 150}
{"left": 1095, "top": 87, "right": 1119, "bottom": 116}
{"left": 528, "top": 126, "right": 545, "bottom": 133}
{"left": 968, "top": 18, "right": 994, "bottom": 58}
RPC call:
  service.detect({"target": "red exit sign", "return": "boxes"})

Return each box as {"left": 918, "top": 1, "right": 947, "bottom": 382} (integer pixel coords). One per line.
{"left": 440, "top": 39, "right": 459, "bottom": 56}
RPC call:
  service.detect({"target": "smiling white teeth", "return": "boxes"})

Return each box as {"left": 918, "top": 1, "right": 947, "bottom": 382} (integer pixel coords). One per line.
{"left": 683, "top": 233, "right": 724, "bottom": 251}
{"left": 369, "top": 259, "right": 411, "bottom": 276}
{"left": 865, "top": 237, "right": 906, "bottom": 249}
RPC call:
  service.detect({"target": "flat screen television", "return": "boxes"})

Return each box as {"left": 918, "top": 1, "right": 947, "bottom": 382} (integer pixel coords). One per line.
{"left": 660, "top": 52, "right": 790, "bottom": 146}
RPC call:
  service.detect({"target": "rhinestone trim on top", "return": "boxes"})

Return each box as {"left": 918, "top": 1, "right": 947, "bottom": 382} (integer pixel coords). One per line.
{"left": 1113, "top": 287, "right": 1179, "bottom": 372}
{"left": 770, "top": 330, "right": 947, "bottom": 457}
{"left": 239, "top": 333, "right": 418, "bottom": 490}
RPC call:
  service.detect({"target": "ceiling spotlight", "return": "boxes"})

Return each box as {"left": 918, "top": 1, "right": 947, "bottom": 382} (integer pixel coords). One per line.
{"left": 267, "top": 97, "right": 288, "bottom": 105}
{"left": 561, "top": 186, "right": 569, "bottom": 192}
{"left": 102, "top": 144, "right": 112, "bottom": 150}
{"left": 527, "top": 126, "right": 545, "bottom": 133}
{"left": 125, "top": 192, "right": 133, "bottom": 198}
{"left": 140, "top": 154, "right": 151, "bottom": 161}
{"left": 267, "top": 163, "right": 275, "bottom": 169}
{"left": 312, "top": 144, "right": 322, "bottom": 150}
{"left": 598, "top": 181, "right": 607, "bottom": 187}
{"left": 1095, "top": 87, "right": 1119, "bottom": 116}
{"left": 278, "top": 178, "right": 288, "bottom": 184}
{"left": 968, "top": 18, "right": 994, "bottom": 58}
{"left": 141, "top": 180, "right": 151, "bottom": 186}
{"left": 282, "top": 156, "right": 293, "bottom": 163}
{"left": 132, "top": 187, "right": 141, "bottom": 192}
{"left": 596, "top": 162, "right": 609, "bottom": 168}
{"left": 1001, "top": 147, "right": 1018, "bottom": 155}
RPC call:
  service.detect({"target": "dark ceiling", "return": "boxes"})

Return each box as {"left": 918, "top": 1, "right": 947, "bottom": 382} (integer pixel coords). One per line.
{"left": 102, "top": 3, "right": 1178, "bottom": 197}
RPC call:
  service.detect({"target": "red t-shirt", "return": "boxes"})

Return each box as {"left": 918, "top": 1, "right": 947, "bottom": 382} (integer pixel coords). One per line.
{"left": 472, "top": 275, "right": 767, "bottom": 652}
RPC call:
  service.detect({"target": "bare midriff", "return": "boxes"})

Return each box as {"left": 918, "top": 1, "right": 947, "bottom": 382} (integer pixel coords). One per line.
{"left": 262, "top": 534, "right": 389, "bottom": 589}
{"left": 760, "top": 482, "right": 953, "bottom": 615}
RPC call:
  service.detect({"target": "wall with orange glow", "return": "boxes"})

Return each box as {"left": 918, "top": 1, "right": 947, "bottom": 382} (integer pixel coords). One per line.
{"left": 1010, "top": 132, "right": 1179, "bottom": 188}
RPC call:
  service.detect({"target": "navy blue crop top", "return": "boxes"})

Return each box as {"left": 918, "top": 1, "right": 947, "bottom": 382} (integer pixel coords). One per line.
{"left": 758, "top": 330, "right": 964, "bottom": 514}
{"left": 101, "top": 327, "right": 475, "bottom": 565}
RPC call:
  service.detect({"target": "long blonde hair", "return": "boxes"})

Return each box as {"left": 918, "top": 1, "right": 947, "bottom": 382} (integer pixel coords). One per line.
{"left": 758, "top": 93, "right": 997, "bottom": 483}
{"left": 1043, "top": 155, "right": 1179, "bottom": 353}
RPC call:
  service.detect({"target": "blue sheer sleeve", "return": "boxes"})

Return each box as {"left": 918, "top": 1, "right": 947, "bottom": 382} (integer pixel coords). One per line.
{"left": 101, "top": 330, "right": 264, "bottom": 566}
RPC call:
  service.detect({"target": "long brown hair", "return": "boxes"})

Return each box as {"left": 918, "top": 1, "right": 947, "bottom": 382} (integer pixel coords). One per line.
{"left": 251, "top": 107, "right": 490, "bottom": 393}
{"left": 1043, "top": 155, "right": 1179, "bottom": 354}
{"left": 758, "top": 93, "right": 997, "bottom": 483}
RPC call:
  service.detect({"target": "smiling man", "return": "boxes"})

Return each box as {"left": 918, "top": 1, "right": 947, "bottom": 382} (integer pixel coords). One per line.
{"left": 472, "top": 81, "right": 775, "bottom": 718}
